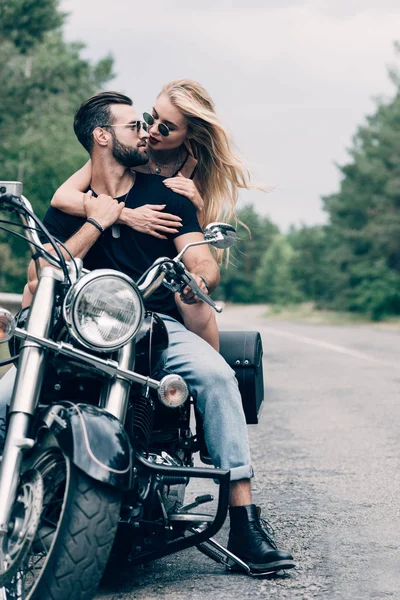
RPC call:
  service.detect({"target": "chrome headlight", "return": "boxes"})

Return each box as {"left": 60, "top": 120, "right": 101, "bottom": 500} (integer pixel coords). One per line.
{"left": 63, "top": 270, "right": 144, "bottom": 352}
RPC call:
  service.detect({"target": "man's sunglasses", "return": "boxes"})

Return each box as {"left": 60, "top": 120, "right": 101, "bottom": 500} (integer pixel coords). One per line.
{"left": 100, "top": 121, "right": 148, "bottom": 132}
{"left": 143, "top": 112, "right": 170, "bottom": 137}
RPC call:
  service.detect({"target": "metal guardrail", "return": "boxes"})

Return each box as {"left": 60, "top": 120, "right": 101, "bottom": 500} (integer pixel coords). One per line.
{"left": 0, "top": 293, "right": 22, "bottom": 315}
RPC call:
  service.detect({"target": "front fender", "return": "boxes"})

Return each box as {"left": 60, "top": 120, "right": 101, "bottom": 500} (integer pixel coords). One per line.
{"left": 40, "top": 401, "right": 133, "bottom": 490}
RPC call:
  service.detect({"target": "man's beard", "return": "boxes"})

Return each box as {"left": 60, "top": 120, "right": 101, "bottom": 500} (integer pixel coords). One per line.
{"left": 111, "top": 135, "right": 149, "bottom": 168}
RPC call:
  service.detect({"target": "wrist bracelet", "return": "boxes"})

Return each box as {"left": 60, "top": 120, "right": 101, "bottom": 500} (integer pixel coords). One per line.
{"left": 86, "top": 217, "right": 104, "bottom": 235}
{"left": 199, "top": 276, "right": 210, "bottom": 293}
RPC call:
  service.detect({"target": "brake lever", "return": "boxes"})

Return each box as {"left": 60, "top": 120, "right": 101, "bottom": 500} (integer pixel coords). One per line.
{"left": 173, "top": 264, "right": 223, "bottom": 314}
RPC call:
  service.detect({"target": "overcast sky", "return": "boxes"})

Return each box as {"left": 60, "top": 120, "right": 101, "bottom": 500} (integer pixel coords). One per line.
{"left": 60, "top": 0, "right": 400, "bottom": 230}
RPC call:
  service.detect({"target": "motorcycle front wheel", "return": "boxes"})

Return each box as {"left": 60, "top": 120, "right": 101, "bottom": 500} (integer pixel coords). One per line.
{"left": 0, "top": 440, "right": 121, "bottom": 600}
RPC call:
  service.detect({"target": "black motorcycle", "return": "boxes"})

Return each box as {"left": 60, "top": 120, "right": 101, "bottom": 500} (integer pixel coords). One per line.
{"left": 0, "top": 181, "right": 265, "bottom": 599}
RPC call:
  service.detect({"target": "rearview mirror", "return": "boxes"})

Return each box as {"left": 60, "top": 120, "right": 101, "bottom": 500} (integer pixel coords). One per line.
{"left": 203, "top": 222, "right": 236, "bottom": 249}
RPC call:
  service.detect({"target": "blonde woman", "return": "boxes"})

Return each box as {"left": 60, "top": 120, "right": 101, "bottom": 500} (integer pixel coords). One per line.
{"left": 52, "top": 80, "right": 255, "bottom": 349}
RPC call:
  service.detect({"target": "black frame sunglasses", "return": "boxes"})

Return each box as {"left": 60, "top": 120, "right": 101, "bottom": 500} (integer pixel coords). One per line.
{"left": 143, "top": 112, "right": 170, "bottom": 137}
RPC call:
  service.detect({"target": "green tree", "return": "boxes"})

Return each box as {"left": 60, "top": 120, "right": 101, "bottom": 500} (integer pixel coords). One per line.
{"left": 0, "top": 0, "right": 63, "bottom": 53}
{"left": 217, "top": 204, "right": 280, "bottom": 302}
{"left": 342, "top": 259, "right": 400, "bottom": 320}
{"left": 322, "top": 43, "right": 400, "bottom": 319}
{"left": 287, "top": 224, "right": 333, "bottom": 306}
{"left": 255, "top": 235, "right": 303, "bottom": 305}
{"left": 0, "top": 0, "right": 114, "bottom": 293}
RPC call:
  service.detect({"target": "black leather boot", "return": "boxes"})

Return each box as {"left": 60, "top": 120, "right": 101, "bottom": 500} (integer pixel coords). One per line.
{"left": 228, "top": 504, "right": 295, "bottom": 573}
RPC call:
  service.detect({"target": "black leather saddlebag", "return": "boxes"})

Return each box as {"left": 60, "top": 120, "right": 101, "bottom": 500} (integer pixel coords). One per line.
{"left": 219, "top": 331, "right": 264, "bottom": 424}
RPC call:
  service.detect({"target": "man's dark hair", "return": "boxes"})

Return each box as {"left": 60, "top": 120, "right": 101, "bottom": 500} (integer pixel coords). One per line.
{"left": 73, "top": 91, "right": 133, "bottom": 154}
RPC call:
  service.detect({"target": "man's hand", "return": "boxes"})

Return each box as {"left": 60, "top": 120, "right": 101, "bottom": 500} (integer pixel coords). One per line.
{"left": 173, "top": 232, "right": 220, "bottom": 297}
{"left": 180, "top": 273, "right": 209, "bottom": 305}
{"left": 119, "top": 204, "right": 182, "bottom": 239}
{"left": 83, "top": 190, "right": 125, "bottom": 230}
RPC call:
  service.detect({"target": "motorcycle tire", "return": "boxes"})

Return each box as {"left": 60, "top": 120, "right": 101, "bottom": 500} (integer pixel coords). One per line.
{"left": 1, "top": 440, "right": 121, "bottom": 600}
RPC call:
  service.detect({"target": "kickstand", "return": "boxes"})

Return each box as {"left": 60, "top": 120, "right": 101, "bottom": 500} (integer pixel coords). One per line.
{"left": 192, "top": 528, "right": 274, "bottom": 577}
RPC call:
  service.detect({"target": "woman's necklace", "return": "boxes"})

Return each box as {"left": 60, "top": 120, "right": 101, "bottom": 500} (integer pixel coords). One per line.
{"left": 147, "top": 146, "right": 187, "bottom": 177}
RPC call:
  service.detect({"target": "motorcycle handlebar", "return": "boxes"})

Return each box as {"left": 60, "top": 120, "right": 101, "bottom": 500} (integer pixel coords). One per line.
{"left": 0, "top": 190, "right": 225, "bottom": 313}
{"left": 0, "top": 193, "right": 61, "bottom": 270}
{"left": 0, "top": 191, "right": 78, "bottom": 285}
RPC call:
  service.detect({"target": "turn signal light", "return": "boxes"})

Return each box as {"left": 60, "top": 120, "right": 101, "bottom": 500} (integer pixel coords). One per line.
{"left": 158, "top": 374, "right": 189, "bottom": 408}
{"left": 0, "top": 308, "right": 16, "bottom": 343}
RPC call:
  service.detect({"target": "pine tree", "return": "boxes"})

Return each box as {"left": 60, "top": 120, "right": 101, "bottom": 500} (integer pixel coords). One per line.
{"left": 322, "top": 43, "right": 400, "bottom": 319}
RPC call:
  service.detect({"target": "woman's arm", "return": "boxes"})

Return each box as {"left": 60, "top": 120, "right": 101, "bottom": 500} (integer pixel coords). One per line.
{"left": 51, "top": 160, "right": 92, "bottom": 217}
{"left": 51, "top": 161, "right": 183, "bottom": 237}
{"left": 163, "top": 172, "right": 205, "bottom": 222}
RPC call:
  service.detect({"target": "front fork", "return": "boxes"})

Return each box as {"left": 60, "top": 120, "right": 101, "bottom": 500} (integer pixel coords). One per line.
{"left": 100, "top": 340, "right": 136, "bottom": 422}
{"left": 0, "top": 267, "right": 62, "bottom": 535}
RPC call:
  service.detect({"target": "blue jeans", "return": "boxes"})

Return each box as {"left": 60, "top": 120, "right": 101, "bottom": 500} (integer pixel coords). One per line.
{"left": 0, "top": 316, "right": 253, "bottom": 481}
{"left": 159, "top": 314, "right": 253, "bottom": 481}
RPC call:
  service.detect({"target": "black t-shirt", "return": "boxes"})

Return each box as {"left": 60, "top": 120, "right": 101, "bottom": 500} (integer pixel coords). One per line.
{"left": 42, "top": 172, "right": 202, "bottom": 321}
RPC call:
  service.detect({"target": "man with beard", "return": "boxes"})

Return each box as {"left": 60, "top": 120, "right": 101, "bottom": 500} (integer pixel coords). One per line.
{"left": 27, "top": 91, "right": 212, "bottom": 323}
{"left": 22, "top": 91, "right": 294, "bottom": 574}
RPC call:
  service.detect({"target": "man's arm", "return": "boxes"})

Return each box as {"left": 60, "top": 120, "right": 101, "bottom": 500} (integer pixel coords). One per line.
{"left": 27, "top": 191, "right": 124, "bottom": 296}
{"left": 173, "top": 232, "right": 220, "bottom": 304}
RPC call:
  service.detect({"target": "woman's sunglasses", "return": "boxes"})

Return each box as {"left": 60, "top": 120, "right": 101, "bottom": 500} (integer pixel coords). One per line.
{"left": 143, "top": 112, "right": 170, "bottom": 137}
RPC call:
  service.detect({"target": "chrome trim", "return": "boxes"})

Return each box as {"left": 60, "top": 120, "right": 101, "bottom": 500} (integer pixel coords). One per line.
{"left": 0, "top": 309, "right": 16, "bottom": 343}
{"left": 137, "top": 257, "right": 168, "bottom": 298}
{"left": 174, "top": 239, "right": 212, "bottom": 262}
{"left": 158, "top": 374, "right": 188, "bottom": 408}
{"left": 203, "top": 222, "right": 236, "bottom": 249}
{"left": 140, "top": 270, "right": 166, "bottom": 299}
{"left": 67, "top": 257, "right": 83, "bottom": 285}
{"left": 195, "top": 531, "right": 252, "bottom": 574}
{"left": 11, "top": 268, "right": 63, "bottom": 415}
{"left": 101, "top": 339, "right": 136, "bottom": 422}
{"left": 169, "top": 513, "right": 214, "bottom": 523}
{"left": 63, "top": 269, "right": 144, "bottom": 352}
{"left": 12, "top": 327, "right": 161, "bottom": 390}
{"left": 0, "top": 414, "right": 34, "bottom": 535}
{"left": 0, "top": 268, "right": 61, "bottom": 533}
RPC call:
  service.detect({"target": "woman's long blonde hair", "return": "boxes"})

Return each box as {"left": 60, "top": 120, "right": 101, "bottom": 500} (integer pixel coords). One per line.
{"left": 160, "top": 79, "right": 258, "bottom": 263}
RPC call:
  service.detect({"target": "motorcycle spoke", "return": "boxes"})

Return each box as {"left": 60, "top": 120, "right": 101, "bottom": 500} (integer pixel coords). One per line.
{"left": 1, "top": 449, "right": 67, "bottom": 598}
{"left": 41, "top": 516, "right": 58, "bottom": 527}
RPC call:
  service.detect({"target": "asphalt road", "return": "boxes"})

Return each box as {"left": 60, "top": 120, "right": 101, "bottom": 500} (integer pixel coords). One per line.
{"left": 96, "top": 305, "right": 400, "bottom": 600}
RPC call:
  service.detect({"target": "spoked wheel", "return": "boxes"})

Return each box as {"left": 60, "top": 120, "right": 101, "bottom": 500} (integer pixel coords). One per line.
{"left": 0, "top": 469, "right": 43, "bottom": 591}
{"left": 0, "top": 441, "right": 121, "bottom": 600}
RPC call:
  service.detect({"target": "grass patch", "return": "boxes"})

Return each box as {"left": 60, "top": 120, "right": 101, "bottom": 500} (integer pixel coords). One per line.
{"left": 262, "top": 302, "right": 400, "bottom": 327}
